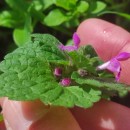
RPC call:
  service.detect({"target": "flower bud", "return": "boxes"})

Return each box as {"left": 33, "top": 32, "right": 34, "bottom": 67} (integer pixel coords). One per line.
{"left": 78, "top": 69, "right": 88, "bottom": 77}
{"left": 54, "top": 68, "right": 62, "bottom": 76}
{"left": 60, "top": 78, "right": 71, "bottom": 86}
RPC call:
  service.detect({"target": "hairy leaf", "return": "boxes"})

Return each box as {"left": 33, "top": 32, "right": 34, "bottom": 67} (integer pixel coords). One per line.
{"left": 71, "top": 72, "right": 128, "bottom": 97}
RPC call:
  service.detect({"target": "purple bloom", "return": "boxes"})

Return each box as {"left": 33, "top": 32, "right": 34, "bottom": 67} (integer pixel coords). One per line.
{"left": 54, "top": 68, "right": 62, "bottom": 76}
{"left": 60, "top": 78, "right": 71, "bottom": 86}
{"left": 73, "top": 32, "right": 80, "bottom": 48}
{"left": 97, "top": 52, "right": 130, "bottom": 81}
{"left": 59, "top": 32, "right": 80, "bottom": 52}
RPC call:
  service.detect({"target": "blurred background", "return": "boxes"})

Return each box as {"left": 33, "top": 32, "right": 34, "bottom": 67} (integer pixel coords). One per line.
{"left": 0, "top": 0, "right": 130, "bottom": 107}
{"left": 1, "top": 0, "right": 130, "bottom": 59}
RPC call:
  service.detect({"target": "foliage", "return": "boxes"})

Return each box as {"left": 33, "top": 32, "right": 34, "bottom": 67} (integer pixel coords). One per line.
{"left": 0, "top": 34, "right": 129, "bottom": 108}
{"left": 0, "top": 0, "right": 109, "bottom": 46}
{"left": 1, "top": 0, "right": 130, "bottom": 47}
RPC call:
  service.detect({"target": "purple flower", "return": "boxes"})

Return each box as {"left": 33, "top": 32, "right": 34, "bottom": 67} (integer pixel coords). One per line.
{"left": 97, "top": 52, "right": 130, "bottom": 81}
{"left": 59, "top": 32, "right": 80, "bottom": 52}
{"left": 60, "top": 78, "right": 71, "bottom": 86}
{"left": 54, "top": 68, "right": 62, "bottom": 76}
{"left": 73, "top": 32, "right": 80, "bottom": 48}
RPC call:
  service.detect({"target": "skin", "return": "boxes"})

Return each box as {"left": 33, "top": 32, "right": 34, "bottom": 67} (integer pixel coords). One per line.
{"left": 0, "top": 18, "right": 130, "bottom": 130}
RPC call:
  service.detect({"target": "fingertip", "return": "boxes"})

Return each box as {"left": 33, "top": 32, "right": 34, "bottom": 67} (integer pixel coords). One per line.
{"left": 21, "top": 100, "right": 50, "bottom": 120}
{"left": 30, "top": 107, "right": 81, "bottom": 130}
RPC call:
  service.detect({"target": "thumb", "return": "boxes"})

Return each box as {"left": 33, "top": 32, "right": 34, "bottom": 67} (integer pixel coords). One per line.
{"left": 77, "top": 18, "right": 130, "bottom": 84}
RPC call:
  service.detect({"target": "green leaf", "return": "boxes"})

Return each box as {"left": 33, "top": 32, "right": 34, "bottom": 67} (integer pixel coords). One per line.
{"left": 92, "top": 1, "right": 106, "bottom": 14}
{"left": 0, "top": 59, "right": 55, "bottom": 100}
{"left": 31, "top": 34, "right": 69, "bottom": 64}
{"left": 76, "top": 1, "right": 89, "bottom": 13}
{"left": 42, "top": 0, "right": 55, "bottom": 10}
{"left": 0, "top": 10, "right": 24, "bottom": 28}
{"left": 13, "top": 28, "right": 31, "bottom": 46}
{"left": 52, "top": 87, "right": 101, "bottom": 108}
{"left": 83, "top": 45, "right": 97, "bottom": 57}
{"left": 71, "top": 72, "right": 128, "bottom": 97}
{"left": 0, "top": 34, "right": 101, "bottom": 108}
{"left": 5, "top": 0, "right": 29, "bottom": 12}
{"left": 0, "top": 34, "right": 67, "bottom": 100}
{"left": 13, "top": 16, "right": 32, "bottom": 46}
{"left": 68, "top": 46, "right": 100, "bottom": 74}
{"left": 43, "top": 9, "right": 68, "bottom": 26}
{"left": 54, "top": 0, "right": 77, "bottom": 10}
{"left": 32, "top": 0, "right": 43, "bottom": 11}
{"left": 32, "top": 0, "right": 55, "bottom": 11}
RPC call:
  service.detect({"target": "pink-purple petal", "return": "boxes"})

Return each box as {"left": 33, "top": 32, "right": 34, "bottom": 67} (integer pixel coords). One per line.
{"left": 97, "top": 61, "right": 110, "bottom": 70}
{"left": 107, "top": 59, "right": 121, "bottom": 73}
{"left": 54, "top": 68, "right": 62, "bottom": 76}
{"left": 72, "top": 32, "right": 80, "bottom": 47}
{"left": 115, "top": 67, "right": 121, "bottom": 82}
{"left": 97, "top": 58, "right": 121, "bottom": 81}
{"left": 59, "top": 44, "right": 78, "bottom": 52}
{"left": 115, "top": 52, "right": 130, "bottom": 61}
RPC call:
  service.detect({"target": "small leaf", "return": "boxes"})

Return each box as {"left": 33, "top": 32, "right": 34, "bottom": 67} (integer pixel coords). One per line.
{"left": 92, "top": 1, "right": 106, "bottom": 14}
{"left": 13, "top": 28, "right": 31, "bottom": 46}
{"left": 71, "top": 72, "right": 128, "bottom": 97}
{"left": 0, "top": 10, "right": 24, "bottom": 28}
{"left": 5, "top": 0, "right": 29, "bottom": 12}
{"left": 83, "top": 45, "right": 97, "bottom": 57}
{"left": 32, "top": 0, "right": 55, "bottom": 11}
{"left": 13, "top": 16, "right": 32, "bottom": 46}
{"left": 68, "top": 46, "right": 100, "bottom": 74}
{"left": 55, "top": 0, "right": 77, "bottom": 10}
{"left": 43, "top": 9, "right": 68, "bottom": 26}
{"left": 77, "top": 1, "right": 89, "bottom": 13}
{"left": 42, "top": 0, "right": 55, "bottom": 10}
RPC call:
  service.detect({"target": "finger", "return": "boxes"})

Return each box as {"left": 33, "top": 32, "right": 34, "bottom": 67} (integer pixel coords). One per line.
{"left": 1, "top": 98, "right": 81, "bottom": 130}
{"left": 30, "top": 107, "right": 81, "bottom": 130}
{"left": 21, "top": 100, "right": 50, "bottom": 121}
{"left": 77, "top": 18, "right": 130, "bottom": 84}
{"left": 71, "top": 100, "right": 130, "bottom": 130}
{"left": 1, "top": 98, "right": 32, "bottom": 130}
{"left": 22, "top": 101, "right": 81, "bottom": 130}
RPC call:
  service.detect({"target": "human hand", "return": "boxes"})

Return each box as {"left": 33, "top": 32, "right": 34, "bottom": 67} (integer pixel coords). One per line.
{"left": 0, "top": 18, "right": 130, "bottom": 130}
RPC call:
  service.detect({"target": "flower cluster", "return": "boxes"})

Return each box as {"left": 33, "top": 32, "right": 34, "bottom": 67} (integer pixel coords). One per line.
{"left": 55, "top": 32, "right": 81, "bottom": 86}
{"left": 97, "top": 52, "right": 130, "bottom": 81}
{"left": 54, "top": 67, "right": 71, "bottom": 86}
{"left": 58, "top": 31, "right": 130, "bottom": 82}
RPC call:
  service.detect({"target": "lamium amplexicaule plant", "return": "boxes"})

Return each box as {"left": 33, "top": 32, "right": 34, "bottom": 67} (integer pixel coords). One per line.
{"left": 0, "top": 32, "right": 130, "bottom": 109}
